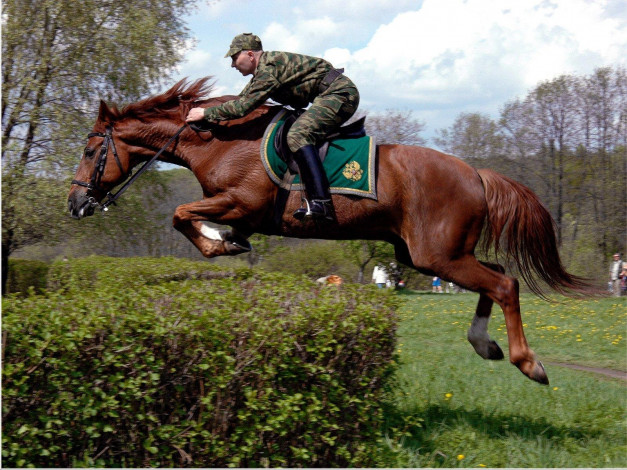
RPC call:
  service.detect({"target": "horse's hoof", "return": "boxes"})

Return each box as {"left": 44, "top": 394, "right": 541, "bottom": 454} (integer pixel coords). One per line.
{"left": 232, "top": 240, "right": 252, "bottom": 252}
{"left": 469, "top": 338, "right": 504, "bottom": 360}
{"left": 531, "top": 361, "right": 549, "bottom": 385}
{"left": 225, "top": 241, "right": 252, "bottom": 254}
{"left": 487, "top": 341, "right": 505, "bottom": 360}
{"left": 524, "top": 361, "right": 549, "bottom": 385}
{"left": 219, "top": 230, "right": 252, "bottom": 254}
{"left": 514, "top": 357, "right": 549, "bottom": 385}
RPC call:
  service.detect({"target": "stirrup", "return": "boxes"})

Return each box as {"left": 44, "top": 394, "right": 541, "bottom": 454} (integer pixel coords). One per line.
{"left": 293, "top": 199, "right": 311, "bottom": 221}
{"left": 293, "top": 199, "right": 334, "bottom": 222}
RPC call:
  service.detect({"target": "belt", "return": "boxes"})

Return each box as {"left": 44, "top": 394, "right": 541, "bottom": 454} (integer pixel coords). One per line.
{"left": 319, "top": 68, "right": 344, "bottom": 93}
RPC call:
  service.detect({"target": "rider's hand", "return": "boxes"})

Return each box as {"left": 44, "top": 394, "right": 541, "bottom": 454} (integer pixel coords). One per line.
{"left": 186, "top": 107, "right": 206, "bottom": 122}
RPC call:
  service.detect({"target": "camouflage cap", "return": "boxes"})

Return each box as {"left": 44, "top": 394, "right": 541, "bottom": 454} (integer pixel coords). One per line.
{"left": 224, "top": 33, "right": 263, "bottom": 58}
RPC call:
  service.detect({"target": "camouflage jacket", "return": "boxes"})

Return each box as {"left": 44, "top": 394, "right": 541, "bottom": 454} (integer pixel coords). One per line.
{"left": 203, "top": 51, "right": 337, "bottom": 121}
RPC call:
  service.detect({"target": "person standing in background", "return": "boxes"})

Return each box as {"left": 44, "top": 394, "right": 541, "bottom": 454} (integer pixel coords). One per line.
{"left": 609, "top": 253, "right": 623, "bottom": 297}
{"left": 372, "top": 264, "right": 388, "bottom": 288}
{"left": 620, "top": 262, "right": 627, "bottom": 296}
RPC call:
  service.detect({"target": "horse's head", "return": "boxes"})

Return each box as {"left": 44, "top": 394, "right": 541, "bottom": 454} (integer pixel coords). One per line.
{"left": 68, "top": 78, "right": 216, "bottom": 219}
{"left": 68, "top": 100, "right": 134, "bottom": 218}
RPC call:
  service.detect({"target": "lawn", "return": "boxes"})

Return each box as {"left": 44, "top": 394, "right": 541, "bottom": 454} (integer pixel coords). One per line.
{"left": 382, "top": 292, "right": 627, "bottom": 467}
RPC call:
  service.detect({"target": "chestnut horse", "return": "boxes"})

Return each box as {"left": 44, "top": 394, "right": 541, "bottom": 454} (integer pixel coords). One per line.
{"left": 68, "top": 78, "right": 591, "bottom": 385}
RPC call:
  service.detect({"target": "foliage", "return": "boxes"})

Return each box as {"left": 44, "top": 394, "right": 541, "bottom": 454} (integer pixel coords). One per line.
{"left": 261, "top": 240, "right": 357, "bottom": 281}
{"left": 60, "top": 170, "right": 175, "bottom": 258}
{"left": 363, "top": 109, "right": 427, "bottom": 146}
{"left": 382, "top": 293, "right": 626, "bottom": 467}
{"left": 2, "top": 257, "right": 399, "bottom": 468}
{"left": 5, "top": 259, "right": 50, "bottom": 296}
{"left": 1, "top": 0, "right": 200, "bottom": 293}
{"left": 435, "top": 66, "right": 627, "bottom": 280}
{"left": 433, "top": 112, "right": 504, "bottom": 160}
{"left": 339, "top": 240, "right": 392, "bottom": 284}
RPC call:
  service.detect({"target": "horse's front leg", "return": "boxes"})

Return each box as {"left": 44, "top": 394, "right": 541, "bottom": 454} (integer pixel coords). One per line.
{"left": 172, "top": 196, "right": 252, "bottom": 258}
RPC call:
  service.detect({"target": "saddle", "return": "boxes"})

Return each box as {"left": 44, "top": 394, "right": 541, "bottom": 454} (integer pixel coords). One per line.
{"left": 273, "top": 109, "right": 367, "bottom": 173}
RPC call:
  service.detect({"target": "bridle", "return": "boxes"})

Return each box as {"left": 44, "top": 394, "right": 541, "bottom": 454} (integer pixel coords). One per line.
{"left": 71, "top": 127, "right": 123, "bottom": 199}
{"left": 72, "top": 124, "right": 187, "bottom": 212}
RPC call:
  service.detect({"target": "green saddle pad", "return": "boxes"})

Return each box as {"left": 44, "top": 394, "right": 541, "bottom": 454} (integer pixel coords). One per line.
{"left": 260, "top": 109, "right": 377, "bottom": 200}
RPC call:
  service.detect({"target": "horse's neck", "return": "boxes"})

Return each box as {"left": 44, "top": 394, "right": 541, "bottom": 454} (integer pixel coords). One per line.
{"left": 134, "top": 120, "right": 195, "bottom": 168}
{"left": 136, "top": 106, "right": 279, "bottom": 169}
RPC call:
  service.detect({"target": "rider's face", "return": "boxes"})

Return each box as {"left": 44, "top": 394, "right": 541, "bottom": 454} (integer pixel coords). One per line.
{"left": 231, "top": 51, "right": 257, "bottom": 76}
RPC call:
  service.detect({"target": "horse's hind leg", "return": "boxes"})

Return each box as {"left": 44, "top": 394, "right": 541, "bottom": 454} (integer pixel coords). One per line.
{"left": 467, "top": 262, "right": 505, "bottom": 361}
{"left": 439, "top": 255, "right": 549, "bottom": 384}
{"left": 395, "top": 242, "right": 504, "bottom": 359}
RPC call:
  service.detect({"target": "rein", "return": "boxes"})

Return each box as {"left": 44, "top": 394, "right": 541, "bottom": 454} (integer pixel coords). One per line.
{"left": 72, "top": 124, "right": 187, "bottom": 212}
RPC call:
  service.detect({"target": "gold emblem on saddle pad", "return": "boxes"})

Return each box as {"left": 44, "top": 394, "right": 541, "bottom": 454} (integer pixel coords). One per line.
{"left": 343, "top": 161, "right": 363, "bottom": 181}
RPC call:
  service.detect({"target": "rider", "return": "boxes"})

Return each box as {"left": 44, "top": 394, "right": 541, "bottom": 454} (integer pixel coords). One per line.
{"left": 185, "top": 33, "right": 360, "bottom": 222}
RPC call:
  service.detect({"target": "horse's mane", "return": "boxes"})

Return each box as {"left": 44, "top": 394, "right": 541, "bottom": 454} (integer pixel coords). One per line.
{"left": 103, "top": 76, "right": 277, "bottom": 127}
{"left": 109, "top": 77, "right": 216, "bottom": 120}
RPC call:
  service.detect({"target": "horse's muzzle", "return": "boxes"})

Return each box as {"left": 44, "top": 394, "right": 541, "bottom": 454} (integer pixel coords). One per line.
{"left": 68, "top": 190, "right": 98, "bottom": 219}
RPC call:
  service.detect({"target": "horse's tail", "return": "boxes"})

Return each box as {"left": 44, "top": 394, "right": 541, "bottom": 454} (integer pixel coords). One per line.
{"left": 477, "top": 168, "right": 594, "bottom": 298}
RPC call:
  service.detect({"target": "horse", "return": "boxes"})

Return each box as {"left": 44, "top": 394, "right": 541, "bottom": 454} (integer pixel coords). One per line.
{"left": 68, "top": 78, "right": 593, "bottom": 385}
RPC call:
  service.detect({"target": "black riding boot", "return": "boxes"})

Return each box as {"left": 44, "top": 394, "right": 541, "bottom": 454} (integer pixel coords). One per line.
{"left": 292, "top": 144, "right": 334, "bottom": 221}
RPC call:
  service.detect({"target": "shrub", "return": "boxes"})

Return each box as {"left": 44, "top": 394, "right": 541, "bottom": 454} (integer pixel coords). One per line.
{"left": 6, "top": 259, "right": 49, "bottom": 295}
{"left": 45, "top": 256, "right": 235, "bottom": 294}
{"left": 3, "top": 257, "right": 398, "bottom": 467}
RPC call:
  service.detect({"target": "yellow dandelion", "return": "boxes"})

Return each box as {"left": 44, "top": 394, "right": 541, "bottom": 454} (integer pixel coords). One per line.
{"left": 457, "top": 454, "right": 465, "bottom": 460}
{"left": 479, "top": 465, "right": 487, "bottom": 468}
{"left": 445, "top": 392, "right": 453, "bottom": 399}
{"left": 553, "top": 387, "right": 559, "bottom": 391}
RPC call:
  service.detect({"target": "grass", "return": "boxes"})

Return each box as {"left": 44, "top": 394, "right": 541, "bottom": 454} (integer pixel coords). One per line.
{"left": 381, "top": 292, "right": 627, "bottom": 467}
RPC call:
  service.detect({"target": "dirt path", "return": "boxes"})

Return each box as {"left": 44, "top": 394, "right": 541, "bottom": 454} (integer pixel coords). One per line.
{"left": 548, "top": 362, "right": 627, "bottom": 382}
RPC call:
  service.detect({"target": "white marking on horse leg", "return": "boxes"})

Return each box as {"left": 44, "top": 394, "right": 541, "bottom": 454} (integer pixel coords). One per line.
{"left": 199, "top": 224, "right": 223, "bottom": 241}
{"left": 467, "top": 314, "right": 493, "bottom": 359}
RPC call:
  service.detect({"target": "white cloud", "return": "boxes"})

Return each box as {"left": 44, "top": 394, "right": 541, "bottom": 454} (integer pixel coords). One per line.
{"left": 322, "top": 0, "right": 626, "bottom": 134}
{"left": 323, "top": 48, "right": 353, "bottom": 67}
{"left": 178, "top": 0, "right": 626, "bottom": 137}
{"left": 177, "top": 48, "right": 213, "bottom": 76}
{"left": 262, "top": 22, "right": 303, "bottom": 51}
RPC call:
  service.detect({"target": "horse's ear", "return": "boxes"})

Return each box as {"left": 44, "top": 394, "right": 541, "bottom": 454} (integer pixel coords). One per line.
{"left": 97, "top": 100, "right": 114, "bottom": 123}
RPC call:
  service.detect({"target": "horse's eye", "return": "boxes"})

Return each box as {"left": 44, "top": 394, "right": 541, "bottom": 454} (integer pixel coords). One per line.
{"left": 84, "top": 147, "right": 95, "bottom": 159}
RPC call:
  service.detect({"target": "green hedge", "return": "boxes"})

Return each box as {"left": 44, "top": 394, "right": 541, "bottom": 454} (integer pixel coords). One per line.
{"left": 45, "top": 256, "right": 236, "bottom": 293}
{"left": 3, "top": 257, "right": 398, "bottom": 467}
{"left": 6, "top": 259, "right": 50, "bottom": 295}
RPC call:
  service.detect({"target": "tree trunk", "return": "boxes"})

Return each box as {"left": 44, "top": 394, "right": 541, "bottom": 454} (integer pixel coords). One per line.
{"left": 2, "top": 237, "right": 12, "bottom": 296}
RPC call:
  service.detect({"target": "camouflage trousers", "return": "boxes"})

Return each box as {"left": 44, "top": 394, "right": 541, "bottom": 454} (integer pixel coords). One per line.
{"left": 286, "top": 74, "right": 360, "bottom": 153}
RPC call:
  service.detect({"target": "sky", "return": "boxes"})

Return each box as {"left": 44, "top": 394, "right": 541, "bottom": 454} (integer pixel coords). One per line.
{"left": 173, "top": 0, "right": 627, "bottom": 144}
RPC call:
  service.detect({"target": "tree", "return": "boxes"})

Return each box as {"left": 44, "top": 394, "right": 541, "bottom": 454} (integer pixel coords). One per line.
{"left": 433, "top": 112, "right": 505, "bottom": 162}
{"left": 498, "top": 67, "right": 627, "bottom": 276}
{"left": 363, "top": 109, "right": 427, "bottom": 146}
{"left": 525, "top": 75, "right": 581, "bottom": 245}
{"left": 499, "top": 98, "right": 538, "bottom": 182}
{"left": 433, "top": 67, "right": 626, "bottom": 280}
{"left": 1, "top": 0, "right": 199, "bottom": 293}
{"left": 574, "top": 67, "right": 627, "bottom": 258}
{"left": 339, "top": 240, "right": 390, "bottom": 283}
